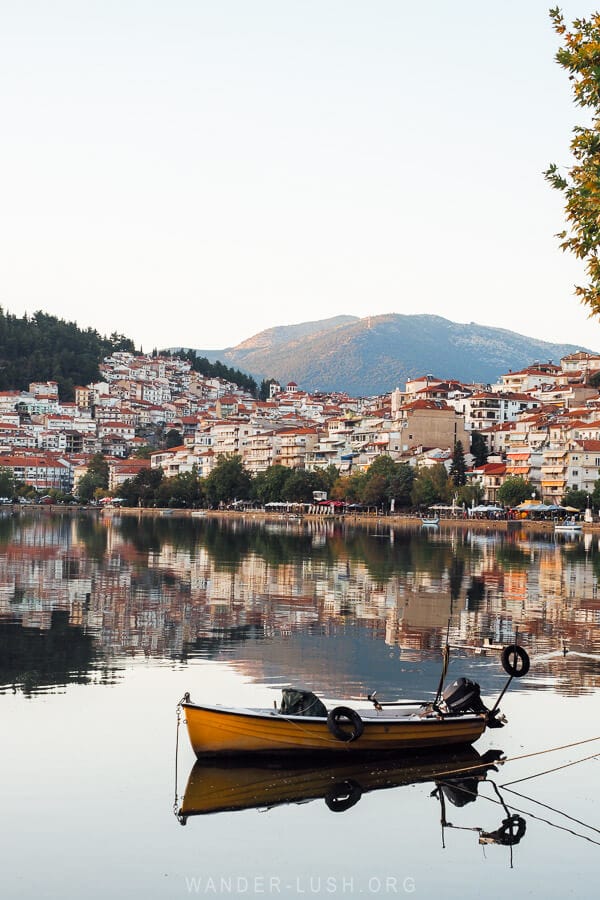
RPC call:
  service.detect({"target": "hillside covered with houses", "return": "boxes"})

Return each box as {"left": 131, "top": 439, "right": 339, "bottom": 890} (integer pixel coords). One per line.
{"left": 2, "top": 348, "right": 600, "bottom": 508}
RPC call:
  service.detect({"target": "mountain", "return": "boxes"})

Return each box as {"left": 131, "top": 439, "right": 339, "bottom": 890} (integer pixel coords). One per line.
{"left": 191, "top": 314, "right": 594, "bottom": 395}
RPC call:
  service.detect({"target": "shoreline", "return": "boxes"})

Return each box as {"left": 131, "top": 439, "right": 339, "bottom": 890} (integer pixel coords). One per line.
{"left": 61, "top": 505, "right": 600, "bottom": 531}
{"left": 8, "top": 502, "right": 597, "bottom": 531}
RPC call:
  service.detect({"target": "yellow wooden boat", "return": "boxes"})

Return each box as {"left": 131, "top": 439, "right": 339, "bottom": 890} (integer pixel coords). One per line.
{"left": 181, "top": 697, "right": 489, "bottom": 757}
{"left": 180, "top": 645, "right": 528, "bottom": 758}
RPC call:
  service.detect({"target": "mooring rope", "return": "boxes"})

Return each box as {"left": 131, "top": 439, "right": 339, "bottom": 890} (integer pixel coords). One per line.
{"left": 501, "top": 751, "right": 600, "bottom": 787}
{"left": 503, "top": 734, "right": 600, "bottom": 764}
{"left": 426, "top": 734, "right": 600, "bottom": 783}
{"left": 501, "top": 784, "right": 600, "bottom": 837}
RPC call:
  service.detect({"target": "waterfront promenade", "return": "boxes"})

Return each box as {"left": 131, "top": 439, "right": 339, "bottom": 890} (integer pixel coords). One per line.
{"left": 17, "top": 503, "right": 596, "bottom": 532}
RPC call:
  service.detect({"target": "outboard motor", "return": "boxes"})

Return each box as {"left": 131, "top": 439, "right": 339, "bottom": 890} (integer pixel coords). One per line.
{"left": 442, "top": 677, "right": 488, "bottom": 715}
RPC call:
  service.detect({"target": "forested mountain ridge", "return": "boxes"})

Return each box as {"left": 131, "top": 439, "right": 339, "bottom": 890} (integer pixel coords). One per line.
{"left": 0, "top": 308, "right": 135, "bottom": 399}
{"left": 0, "top": 310, "right": 258, "bottom": 400}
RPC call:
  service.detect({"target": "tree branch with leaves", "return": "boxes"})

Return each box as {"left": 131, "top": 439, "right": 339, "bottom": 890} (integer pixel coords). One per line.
{"left": 545, "top": 7, "right": 600, "bottom": 316}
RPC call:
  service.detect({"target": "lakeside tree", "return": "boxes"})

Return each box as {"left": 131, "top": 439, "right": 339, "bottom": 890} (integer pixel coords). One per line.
{"left": 156, "top": 469, "right": 204, "bottom": 507}
{"left": 204, "top": 455, "right": 252, "bottom": 506}
{"left": 0, "top": 466, "right": 15, "bottom": 498}
{"left": 545, "top": 9, "right": 600, "bottom": 316}
{"left": 252, "top": 465, "right": 291, "bottom": 505}
{"left": 280, "top": 469, "right": 329, "bottom": 503}
{"left": 411, "top": 464, "right": 452, "bottom": 508}
{"left": 562, "top": 488, "right": 589, "bottom": 510}
{"left": 330, "top": 472, "right": 366, "bottom": 503}
{"left": 76, "top": 453, "right": 109, "bottom": 502}
{"left": 387, "top": 462, "right": 415, "bottom": 508}
{"left": 120, "top": 467, "right": 164, "bottom": 507}
{"left": 456, "top": 483, "right": 484, "bottom": 508}
{"left": 327, "top": 457, "right": 414, "bottom": 509}
{"left": 497, "top": 476, "right": 537, "bottom": 508}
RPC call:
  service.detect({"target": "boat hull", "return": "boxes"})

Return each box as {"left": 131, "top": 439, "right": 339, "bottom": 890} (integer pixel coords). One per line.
{"left": 181, "top": 703, "right": 487, "bottom": 757}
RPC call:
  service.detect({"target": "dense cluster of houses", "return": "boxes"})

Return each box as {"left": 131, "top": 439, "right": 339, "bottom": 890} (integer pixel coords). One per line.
{"left": 2, "top": 349, "right": 600, "bottom": 503}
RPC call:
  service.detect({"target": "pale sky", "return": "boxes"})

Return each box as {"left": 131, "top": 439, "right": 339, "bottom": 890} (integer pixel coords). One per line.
{"left": 2, "top": 1, "right": 600, "bottom": 353}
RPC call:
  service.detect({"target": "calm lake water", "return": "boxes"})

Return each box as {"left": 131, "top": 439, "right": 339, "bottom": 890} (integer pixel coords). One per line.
{"left": 2, "top": 511, "right": 599, "bottom": 899}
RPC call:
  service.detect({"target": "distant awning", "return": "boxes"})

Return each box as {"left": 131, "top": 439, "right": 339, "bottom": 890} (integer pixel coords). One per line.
{"left": 515, "top": 502, "right": 551, "bottom": 511}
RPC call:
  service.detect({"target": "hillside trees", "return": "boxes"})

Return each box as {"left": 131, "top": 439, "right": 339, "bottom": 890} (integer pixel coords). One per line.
{"left": 0, "top": 308, "right": 134, "bottom": 398}
{"left": 170, "top": 350, "right": 258, "bottom": 395}
{"left": 165, "top": 429, "right": 183, "bottom": 449}
{"left": 259, "top": 378, "right": 279, "bottom": 400}
{"left": 470, "top": 431, "right": 488, "bottom": 467}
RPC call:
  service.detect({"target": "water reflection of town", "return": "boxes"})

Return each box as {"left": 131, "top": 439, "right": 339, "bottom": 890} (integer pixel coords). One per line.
{"left": 1, "top": 511, "right": 600, "bottom": 694}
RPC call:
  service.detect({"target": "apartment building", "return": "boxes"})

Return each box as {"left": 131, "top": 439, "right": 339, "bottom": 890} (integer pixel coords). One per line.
{"left": 395, "top": 400, "right": 469, "bottom": 452}
{"left": 276, "top": 428, "right": 320, "bottom": 469}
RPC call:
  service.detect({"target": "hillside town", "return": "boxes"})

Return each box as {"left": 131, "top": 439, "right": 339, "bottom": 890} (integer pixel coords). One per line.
{"left": 2, "top": 348, "right": 600, "bottom": 505}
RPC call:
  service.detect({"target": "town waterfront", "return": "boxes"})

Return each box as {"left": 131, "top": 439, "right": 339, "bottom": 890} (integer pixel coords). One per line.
{"left": 2, "top": 510, "right": 599, "bottom": 899}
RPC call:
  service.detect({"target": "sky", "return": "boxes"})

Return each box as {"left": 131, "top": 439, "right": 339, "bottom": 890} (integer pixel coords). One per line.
{"left": 2, "top": 1, "right": 600, "bottom": 353}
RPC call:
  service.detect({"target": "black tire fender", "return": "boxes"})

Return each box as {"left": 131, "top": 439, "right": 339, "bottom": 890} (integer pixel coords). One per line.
{"left": 326, "top": 706, "right": 364, "bottom": 742}
{"left": 324, "top": 779, "right": 363, "bottom": 812}
{"left": 498, "top": 814, "right": 527, "bottom": 844}
{"left": 501, "top": 644, "right": 530, "bottom": 678}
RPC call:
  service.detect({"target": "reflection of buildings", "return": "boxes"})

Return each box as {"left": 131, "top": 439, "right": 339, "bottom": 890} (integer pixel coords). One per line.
{"left": 1, "top": 515, "right": 600, "bottom": 695}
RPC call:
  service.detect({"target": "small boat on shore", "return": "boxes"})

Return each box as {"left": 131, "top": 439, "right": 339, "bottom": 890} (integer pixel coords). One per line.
{"left": 421, "top": 515, "right": 440, "bottom": 526}
{"left": 554, "top": 518, "right": 583, "bottom": 533}
{"left": 179, "top": 645, "right": 529, "bottom": 758}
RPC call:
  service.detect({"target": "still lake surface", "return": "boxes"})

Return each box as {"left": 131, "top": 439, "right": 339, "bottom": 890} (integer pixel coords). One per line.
{"left": 1, "top": 510, "right": 599, "bottom": 899}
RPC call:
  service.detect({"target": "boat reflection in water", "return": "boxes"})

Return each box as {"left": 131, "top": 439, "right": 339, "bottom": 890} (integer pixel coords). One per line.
{"left": 176, "top": 747, "right": 526, "bottom": 855}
